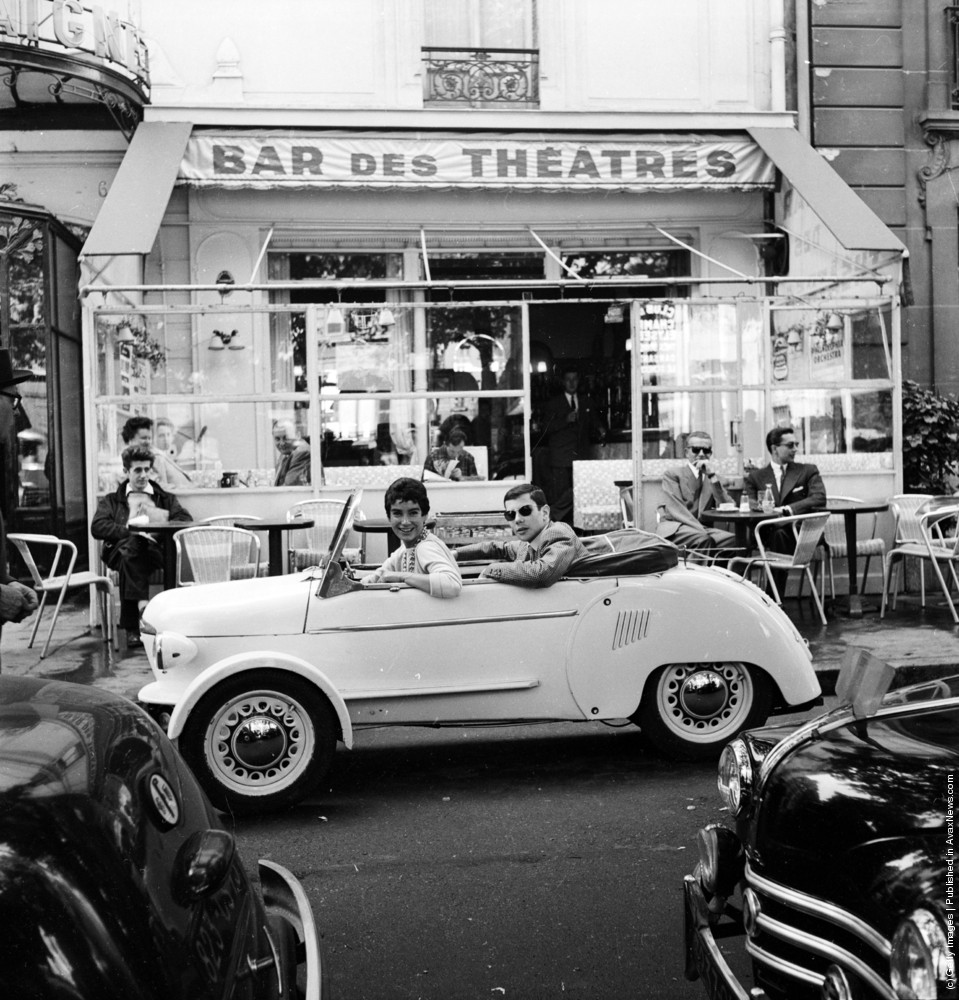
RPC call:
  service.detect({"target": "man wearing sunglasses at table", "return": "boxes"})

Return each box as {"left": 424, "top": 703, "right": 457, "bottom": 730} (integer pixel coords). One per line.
{"left": 453, "top": 483, "right": 586, "bottom": 587}
{"left": 744, "top": 426, "right": 826, "bottom": 553}
{"left": 655, "top": 431, "right": 737, "bottom": 553}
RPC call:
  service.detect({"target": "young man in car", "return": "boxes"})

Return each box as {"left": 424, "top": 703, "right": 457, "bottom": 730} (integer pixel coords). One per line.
{"left": 92, "top": 444, "right": 192, "bottom": 647}
{"left": 453, "top": 482, "right": 586, "bottom": 587}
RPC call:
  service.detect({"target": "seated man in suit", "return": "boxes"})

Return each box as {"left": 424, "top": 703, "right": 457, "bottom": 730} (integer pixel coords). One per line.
{"left": 656, "top": 431, "right": 737, "bottom": 554}
{"left": 273, "top": 419, "right": 311, "bottom": 486}
{"left": 745, "top": 426, "right": 826, "bottom": 553}
{"left": 453, "top": 482, "right": 586, "bottom": 587}
{"left": 92, "top": 445, "right": 192, "bottom": 647}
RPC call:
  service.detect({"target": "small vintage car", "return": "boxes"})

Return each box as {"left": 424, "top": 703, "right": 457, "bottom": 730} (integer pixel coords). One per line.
{"left": 138, "top": 493, "right": 822, "bottom": 814}
{"left": 684, "top": 650, "right": 957, "bottom": 1000}
{"left": 0, "top": 674, "right": 324, "bottom": 999}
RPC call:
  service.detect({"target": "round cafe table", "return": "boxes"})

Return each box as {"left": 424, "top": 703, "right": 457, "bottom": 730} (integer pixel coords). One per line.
{"left": 822, "top": 498, "right": 889, "bottom": 617}
{"left": 699, "top": 507, "right": 777, "bottom": 552}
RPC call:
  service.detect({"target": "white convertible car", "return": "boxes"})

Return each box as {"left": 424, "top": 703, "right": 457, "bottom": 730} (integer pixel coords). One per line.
{"left": 138, "top": 494, "right": 822, "bottom": 814}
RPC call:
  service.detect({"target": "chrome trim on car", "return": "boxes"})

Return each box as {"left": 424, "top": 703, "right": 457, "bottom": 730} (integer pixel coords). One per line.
{"left": 744, "top": 940, "right": 824, "bottom": 988}
{"left": 747, "top": 865, "right": 892, "bottom": 958}
{"left": 309, "top": 609, "right": 579, "bottom": 633}
{"left": 752, "top": 908, "right": 896, "bottom": 999}
{"left": 345, "top": 679, "right": 540, "bottom": 700}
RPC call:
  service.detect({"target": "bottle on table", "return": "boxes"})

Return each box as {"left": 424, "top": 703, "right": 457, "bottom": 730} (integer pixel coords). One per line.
{"left": 761, "top": 485, "right": 775, "bottom": 513}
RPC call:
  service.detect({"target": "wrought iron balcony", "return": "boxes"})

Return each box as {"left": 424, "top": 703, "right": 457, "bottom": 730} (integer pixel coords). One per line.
{"left": 422, "top": 47, "right": 539, "bottom": 108}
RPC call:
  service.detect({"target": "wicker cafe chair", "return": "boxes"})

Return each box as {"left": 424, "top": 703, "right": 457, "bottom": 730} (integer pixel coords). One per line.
{"left": 821, "top": 495, "right": 886, "bottom": 598}
{"left": 7, "top": 533, "right": 117, "bottom": 658}
{"left": 727, "top": 512, "right": 831, "bottom": 625}
{"left": 881, "top": 502, "right": 959, "bottom": 623}
{"left": 174, "top": 526, "right": 261, "bottom": 586}
{"left": 286, "top": 499, "right": 364, "bottom": 571}
{"left": 202, "top": 515, "right": 268, "bottom": 575}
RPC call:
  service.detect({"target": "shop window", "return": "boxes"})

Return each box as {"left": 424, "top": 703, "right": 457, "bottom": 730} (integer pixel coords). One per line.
{"left": 0, "top": 203, "right": 86, "bottom": 561}
{"left": 423, "top": 0, "right": 539, "bottom": 107}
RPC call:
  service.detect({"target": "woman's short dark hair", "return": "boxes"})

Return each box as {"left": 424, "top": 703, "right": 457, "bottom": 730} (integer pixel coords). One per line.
{"left": 122, "top": 444, "right": 155, "bottom": 470}
{"left": 503, "top": 482, "right": 548, "bottom": 508}
{"left": 447, "top": 429, "right": 468, "bottom": 447}
{"left": 121, "top": 415, "right": 153, "bottom": 444}
{"left": 384, "top": 476, "right": 430, "bottom": 515}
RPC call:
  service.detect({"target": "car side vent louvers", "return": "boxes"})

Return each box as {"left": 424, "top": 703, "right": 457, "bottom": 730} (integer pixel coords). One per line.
{"left": 612, "top": 609, "right": 651, "bottom": 649}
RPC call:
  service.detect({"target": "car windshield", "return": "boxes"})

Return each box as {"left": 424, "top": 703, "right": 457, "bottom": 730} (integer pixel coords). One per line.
{"left": 317, "top": 490, "right": 363, "bottom": 597}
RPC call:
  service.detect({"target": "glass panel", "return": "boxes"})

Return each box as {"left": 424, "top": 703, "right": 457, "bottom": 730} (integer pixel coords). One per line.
{"left": 320, "top": 397, "right": 425, "bottom": 469}
{"left": 562, "top": 250, "right": 685, "bottom": 281}
{"left": 94, "top": 311, "right": 299, "bottom": 397}
{"left": 637, "top": 301, "right": 742, "bottom": 388}
{"left": 769, "top": 305, "right": 892, "bottom": 384}
{"left": 638, "top": 390, "right": 742, "bottom": 469}
{"left": 95, "top": 401, "right": 312, "bottom": 493}
{"left": 769, "top": 388, "right": 893, "bottom": 455}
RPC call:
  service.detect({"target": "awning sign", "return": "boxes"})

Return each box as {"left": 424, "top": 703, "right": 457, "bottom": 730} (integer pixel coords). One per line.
{"left": 180, "top": 134, "right": 774, "bottom": 191}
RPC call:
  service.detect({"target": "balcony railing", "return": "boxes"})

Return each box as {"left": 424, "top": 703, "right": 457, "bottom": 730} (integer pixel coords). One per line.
{"left": 422, "top": 47, "right": 539, "bottom": 108}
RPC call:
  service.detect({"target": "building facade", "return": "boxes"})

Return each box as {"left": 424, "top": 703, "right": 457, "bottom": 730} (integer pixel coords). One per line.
{"left": 0, "top": 1, "right": 907, "bottom": 559}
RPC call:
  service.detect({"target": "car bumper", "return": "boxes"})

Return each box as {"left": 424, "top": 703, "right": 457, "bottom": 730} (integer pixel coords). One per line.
{"left": 683, "top": 875, "right": 769, "bottom": 1000}
{"left": 258, "top": 859, "right": 325, "bottom": 1000}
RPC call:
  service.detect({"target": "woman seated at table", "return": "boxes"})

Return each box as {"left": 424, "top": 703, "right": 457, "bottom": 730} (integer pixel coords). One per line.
{"left": 360, "top": 477, "right": 462, "bottom": 598}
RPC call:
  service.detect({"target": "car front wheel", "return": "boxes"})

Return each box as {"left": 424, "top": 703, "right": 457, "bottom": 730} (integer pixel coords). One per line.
{"left": 180, "top": 671, "right": 337, "bottom": 814}
{"left": 633, "top": 662, "right": 771, "bottom": 760}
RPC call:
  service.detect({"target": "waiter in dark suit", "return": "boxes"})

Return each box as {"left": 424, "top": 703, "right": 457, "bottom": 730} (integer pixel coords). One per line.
{"left": 745, "top": 426, "right": 826, "bottom": 552}
{"left": 541, "top": 367, "right": 605, "bottom": 526}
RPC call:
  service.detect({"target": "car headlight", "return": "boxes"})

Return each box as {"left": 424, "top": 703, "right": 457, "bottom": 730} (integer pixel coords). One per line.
{"left": 717, "top": 739, "right": 752, "bottom": 816}
{"left": 890, "top": 908, "right": 953, "bottom": 999}
{"left": 696, "top": 823, "right": 744, "bottom": 900}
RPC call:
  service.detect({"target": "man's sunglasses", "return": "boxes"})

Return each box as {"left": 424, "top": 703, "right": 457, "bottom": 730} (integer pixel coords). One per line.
{"left": 688, "top": 446, "right": 712, "bottom": 456}
{"left": 504, "top": 504, "right": 537, "bottom": 521}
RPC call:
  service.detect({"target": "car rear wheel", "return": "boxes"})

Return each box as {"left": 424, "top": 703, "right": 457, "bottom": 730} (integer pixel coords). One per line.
{"left": 632, "top": 662, "right": 772, "bottom": 760}
{"left": 180, "top": 672, "right": 337, "bottom": 815}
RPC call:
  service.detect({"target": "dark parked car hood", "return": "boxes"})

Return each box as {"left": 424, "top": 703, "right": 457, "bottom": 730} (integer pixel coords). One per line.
{"left": 748, "top": 703, "right": 957, "bottom": 931}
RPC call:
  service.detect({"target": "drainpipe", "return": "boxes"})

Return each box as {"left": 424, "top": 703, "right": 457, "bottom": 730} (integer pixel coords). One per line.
{"left": 769, "top": 0, "right": 787, "bottom": 113}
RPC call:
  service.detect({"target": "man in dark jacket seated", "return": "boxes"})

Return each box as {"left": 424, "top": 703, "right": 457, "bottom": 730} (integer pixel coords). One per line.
{"left": 92, "top": 444, "right": 192, "bottom": 646}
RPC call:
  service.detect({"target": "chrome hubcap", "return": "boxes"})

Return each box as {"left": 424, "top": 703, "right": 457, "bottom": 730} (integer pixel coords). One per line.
{"left": 206, "top": 691, "right": 314, "bottom": 793}
{"left": 678, "top": 669, "right": 728, "bottom": 718}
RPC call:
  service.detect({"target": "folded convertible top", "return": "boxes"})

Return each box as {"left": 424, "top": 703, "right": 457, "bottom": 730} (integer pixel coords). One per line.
{"left": 568, "top": 529, "right": 680, "bottom": 577}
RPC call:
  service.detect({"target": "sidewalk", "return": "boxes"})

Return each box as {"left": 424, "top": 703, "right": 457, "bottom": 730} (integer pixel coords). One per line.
{"left": 4, "top": 589, "right": 959, "bottom": 704}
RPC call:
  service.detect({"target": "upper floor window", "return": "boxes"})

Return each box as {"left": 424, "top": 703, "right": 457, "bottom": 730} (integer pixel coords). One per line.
{"left": 423, "top": 0, "right": 539, "bottom": 108}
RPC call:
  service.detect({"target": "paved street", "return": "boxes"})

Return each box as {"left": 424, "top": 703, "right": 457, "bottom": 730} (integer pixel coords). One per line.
{"left": 3, "top": 592, "right": 958, "bottom": 998}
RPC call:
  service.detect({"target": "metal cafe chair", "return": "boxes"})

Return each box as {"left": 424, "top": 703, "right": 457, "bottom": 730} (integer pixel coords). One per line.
{"left": 881, "top": 502, "right": 959, "bottom": 623}
{"left": 286, "top": 499, "right": 364, "bottom": 571}
{"left": 174, "top": 526, "right": 261, "bottom": 586}
{"left": 882, "top": 494, "right": 934, "bottom": 608}
{"left": 7, "top": 532, "right": 117, "bottom": 658}
{"left": 821, "top": 494, "right": 886, "bottom": 598}
{"left": 728, "top": 512, "right": 831, "bottom": 625}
